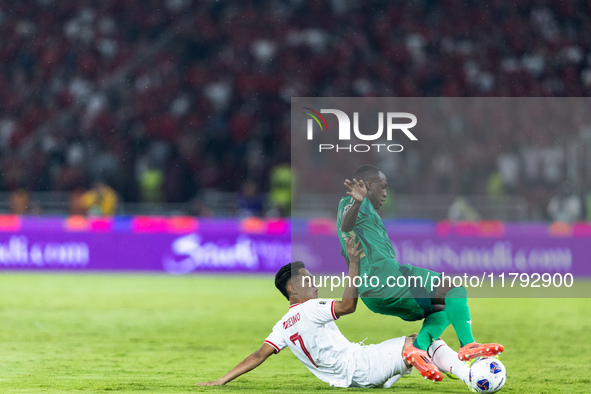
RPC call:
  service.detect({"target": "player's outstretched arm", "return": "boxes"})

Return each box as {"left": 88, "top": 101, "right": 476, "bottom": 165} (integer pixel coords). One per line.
{"left": 340, "top": 178, "right": 366, "bottom": 232}
{"left": 195, "top": 343, "right": 276, "bottom": 386}
{"left": 333, "top": 236, "right": 361, "bottom": 318}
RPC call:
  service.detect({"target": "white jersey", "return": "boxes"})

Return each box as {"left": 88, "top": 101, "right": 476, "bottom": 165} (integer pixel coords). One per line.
{"left": 264, "top": 299, "right": 361, "bottom": 387}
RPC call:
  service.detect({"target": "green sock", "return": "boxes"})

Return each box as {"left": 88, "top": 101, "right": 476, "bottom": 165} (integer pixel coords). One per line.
{"left": 413, "top": 311, "right": 449, "bottom": 350}
{"left": 444, "top": 286, "right": 475, "bottom": 347}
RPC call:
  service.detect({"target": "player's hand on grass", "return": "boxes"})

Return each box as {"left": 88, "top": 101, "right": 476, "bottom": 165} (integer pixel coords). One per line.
{"left": 195, "top": 380, "right": 223, "bottom": 386}
{"left": 344, "top": 178, "right": 366, "bottom": 203}
{"left": 345, "top": 236, "right": 362, "bottom": 265}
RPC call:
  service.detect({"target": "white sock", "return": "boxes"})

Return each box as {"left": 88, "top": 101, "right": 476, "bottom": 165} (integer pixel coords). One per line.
{"left": 428, "top": 340, "right": 470, "bottom": 384}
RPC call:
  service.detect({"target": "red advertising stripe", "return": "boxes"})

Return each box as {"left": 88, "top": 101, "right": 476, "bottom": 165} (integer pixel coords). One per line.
{"left": 168, "top": 216, "right": 198, "bottom": 233}
{"left": 0, "top": 215, "right": 21, "bottom": 231}
{"left": 64, "top": 215, "right": 89, "bottom": 232}
{"left": 89, "top": 218, "right": 113, "bottom": 232}
{"left": 132, "top": 216, "right": 168, "bottom": 233}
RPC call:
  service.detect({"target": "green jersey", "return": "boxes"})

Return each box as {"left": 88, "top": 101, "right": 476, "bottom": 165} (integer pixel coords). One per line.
{"left": 336, "top": 196, "right": 442, "bottom": 320}
{"left": 336, "top": 196, "right": 402, "bottom": 296}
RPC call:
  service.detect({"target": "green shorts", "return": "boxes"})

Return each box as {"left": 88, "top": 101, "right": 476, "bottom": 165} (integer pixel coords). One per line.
{"left": 360, "top": 264, "right": 442, "bottom": 322}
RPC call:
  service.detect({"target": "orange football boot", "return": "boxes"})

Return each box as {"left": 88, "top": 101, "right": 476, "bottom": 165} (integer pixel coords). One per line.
{"left": 458, "top": 342, "right": 504, "bottom": 361}
{"left": 403, "top": 344, "right": 443, "bottom": 382}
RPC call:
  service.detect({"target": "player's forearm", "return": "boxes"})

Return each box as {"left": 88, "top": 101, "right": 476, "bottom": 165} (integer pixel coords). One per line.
{"left": 339, "top": 261, "right": 360, "bottom": 313}
{"left": 340, "top": 200, "right": 362, "bottom": 232}
{"left": 343, "top": 256, "right": 360, "bottom": 295}
{"left": 218, "top": 350, "right": 267, "bottom": 385}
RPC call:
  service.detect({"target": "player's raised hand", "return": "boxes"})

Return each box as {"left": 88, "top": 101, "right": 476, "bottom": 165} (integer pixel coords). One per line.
{"left": 344, "top": 178, "right": 367, "bottom": 203}
{"left": 345, "top": 236, "right": 362, "bottom": 264}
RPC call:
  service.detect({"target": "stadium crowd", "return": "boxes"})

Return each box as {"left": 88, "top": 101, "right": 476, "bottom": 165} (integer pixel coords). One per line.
{"left": 1, "top": 0, "right": 591, "bottom": 219}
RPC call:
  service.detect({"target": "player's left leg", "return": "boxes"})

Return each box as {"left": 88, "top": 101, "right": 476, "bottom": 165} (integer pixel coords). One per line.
{"left": 403, "top": 310, "right": 451, "bottom": 381}
{"left": 412, "top": 310, "right": 449, "bottom": 350}
{"left": 399, "top": 266, "right": 450, "bottom": 351}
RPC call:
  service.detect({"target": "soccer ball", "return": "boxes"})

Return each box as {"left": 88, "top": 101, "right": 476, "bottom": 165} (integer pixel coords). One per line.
{"left": 469, "top": 357, "right": 506, "bottom": 393}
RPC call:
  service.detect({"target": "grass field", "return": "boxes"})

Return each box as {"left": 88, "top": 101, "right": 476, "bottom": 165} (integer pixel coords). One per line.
{"left": 1, "top": 274, "right": 590, "bottom": 393}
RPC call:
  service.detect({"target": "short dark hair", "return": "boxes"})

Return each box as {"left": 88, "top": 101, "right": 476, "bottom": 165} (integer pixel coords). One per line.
{"left": 275, "top": 261, "right": 306, "bottom": 301}
{"left": 352, "top": 164, "right": 382, "bottom": 182}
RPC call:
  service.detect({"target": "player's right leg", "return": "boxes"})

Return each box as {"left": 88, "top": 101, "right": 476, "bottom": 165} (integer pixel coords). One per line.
{"left": 433, "top": 281, "right": 504, "bottom": 361}
{"left": 437, "top": 286, "right": 504, "bottom": 361}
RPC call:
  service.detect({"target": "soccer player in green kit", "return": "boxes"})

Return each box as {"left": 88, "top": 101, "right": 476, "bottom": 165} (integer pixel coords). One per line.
{"left": 337, "top": 165, "right": 503, "bottom": 382}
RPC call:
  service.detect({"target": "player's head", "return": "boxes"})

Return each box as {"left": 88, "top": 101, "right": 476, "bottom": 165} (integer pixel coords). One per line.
{"left": 352, "top": 164, "right": 388, "bottom": 210}
{"left": 275, "top": 262, "right": 318, "bottom": 301}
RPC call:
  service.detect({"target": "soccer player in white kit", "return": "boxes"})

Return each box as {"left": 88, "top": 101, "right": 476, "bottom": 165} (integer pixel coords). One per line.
{"left": 196, "top": 237, "right": 471, "bottom": 388}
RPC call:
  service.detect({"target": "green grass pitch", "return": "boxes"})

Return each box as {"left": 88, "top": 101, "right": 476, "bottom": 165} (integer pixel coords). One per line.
{"left": 0, "top": 274, "right": 590, "bottom": 393}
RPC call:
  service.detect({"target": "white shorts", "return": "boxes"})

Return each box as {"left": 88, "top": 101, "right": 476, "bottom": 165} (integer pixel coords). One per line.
{"left": 349, "top": 336, "right": 413, "bottom": 388}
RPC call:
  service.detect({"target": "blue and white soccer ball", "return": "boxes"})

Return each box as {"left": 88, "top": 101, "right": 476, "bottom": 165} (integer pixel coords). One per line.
{"left": 469, "top": 357, "right": 506, "bottom": 393}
